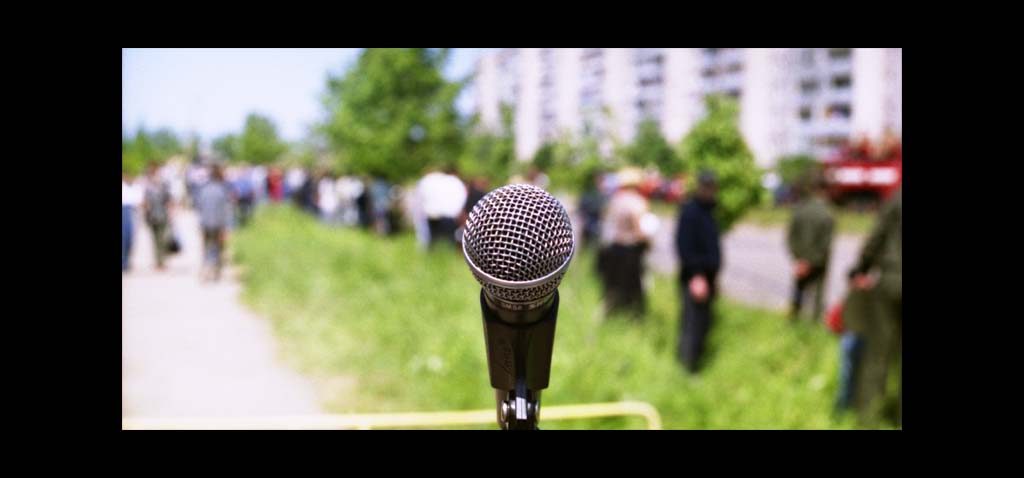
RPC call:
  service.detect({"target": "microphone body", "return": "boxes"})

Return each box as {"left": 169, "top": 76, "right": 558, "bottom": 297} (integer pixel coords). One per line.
{"left": 462, "top": 184, "right": 574, "bottom": 430}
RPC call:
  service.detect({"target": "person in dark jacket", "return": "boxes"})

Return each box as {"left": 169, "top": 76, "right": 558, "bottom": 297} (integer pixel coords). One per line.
{"left": 578, "top": 170, "right": 607, "bottom": 249}
{"left": 675, "top": 171, "right": 722, "bottom": 374}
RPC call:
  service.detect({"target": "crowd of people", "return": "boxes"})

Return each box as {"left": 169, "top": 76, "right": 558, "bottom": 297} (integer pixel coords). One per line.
{"left": 122, "top": 154, "right": 901, "bottom": 428}
{"left": 584, "top": 164, "right": 901, "bottom": 428}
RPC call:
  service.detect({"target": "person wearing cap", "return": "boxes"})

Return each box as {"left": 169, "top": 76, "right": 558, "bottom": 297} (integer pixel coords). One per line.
{"left": 675, "top": 171, "right": 722, "bottom": 373}
{"left": 597, "top": 168, "right": 651, "bottom": 318}
{"left": 786, "top": 172, "right": 835, "bottom": 324}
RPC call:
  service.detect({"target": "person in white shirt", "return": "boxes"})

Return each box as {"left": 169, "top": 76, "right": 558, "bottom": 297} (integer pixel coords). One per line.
{"left": 416, "top": 167, "right": 467, "bottom": 248}
{"left": 318, "top": 172, "right": 341, "bottom": 225}
{"left": 122, "top": 173, "right": 144, "bottom": 272}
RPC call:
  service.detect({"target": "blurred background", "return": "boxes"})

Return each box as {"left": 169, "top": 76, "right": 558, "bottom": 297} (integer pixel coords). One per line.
{"left": 122, "top": 48, "right": 902, "bottom": 429}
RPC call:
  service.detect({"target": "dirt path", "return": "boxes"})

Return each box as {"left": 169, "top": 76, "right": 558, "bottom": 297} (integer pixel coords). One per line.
{"left": 121, "top": 207, "right": 322, "bottom": 419}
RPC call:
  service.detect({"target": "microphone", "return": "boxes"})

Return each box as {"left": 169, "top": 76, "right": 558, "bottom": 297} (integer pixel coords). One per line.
{"left": 462, "top": 184, "right": 574, "bottom": 430}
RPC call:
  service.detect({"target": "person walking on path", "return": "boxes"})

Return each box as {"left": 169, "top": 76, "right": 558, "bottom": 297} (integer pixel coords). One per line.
{"left": 195, "top": 164, "right": 234, "bottom": 282}
{"left": 143, "top": 164, "right": 173, "bottom": 270}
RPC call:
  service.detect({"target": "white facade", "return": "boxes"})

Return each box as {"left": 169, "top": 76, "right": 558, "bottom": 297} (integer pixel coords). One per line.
{"left": 740, "top": 48, "right": 801, "bottom": 168}
{"left": 476, "top": 54, "right": 501, "bottom": 131}
{"left": 852, "top": 47, "right": 902, "bottom": 141}
{"left": 602, "top": 48, "right": 637, "bottom": 146}
{"left": 474, "top": 48, "right": 902, "bottom": 166}
{"left": 514, "top": 48, "right": 542, "bottom": 161}
{"left": 553, "top": 48, "right": 582, "bottom": 138}
{"left": 662, "top": 48, "right": 703, "bottom": 144}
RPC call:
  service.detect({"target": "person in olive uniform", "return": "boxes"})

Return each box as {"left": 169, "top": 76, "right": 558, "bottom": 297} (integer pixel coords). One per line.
{"left": 786, "top": 174, "right": 835, "bottom": 323}
{"left": 844, "top": 187, "right": 901, "bottom": 427}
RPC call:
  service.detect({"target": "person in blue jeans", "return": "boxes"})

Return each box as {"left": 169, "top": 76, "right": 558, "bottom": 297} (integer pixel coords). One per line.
{"left": 122, "top": 174, "right": 142, "bottom": 272}
{"left": 122, "top": 204, "right": 133, "bottom": 271}
{"left": 835, "top": 332, "right": 863, "bottom": 412}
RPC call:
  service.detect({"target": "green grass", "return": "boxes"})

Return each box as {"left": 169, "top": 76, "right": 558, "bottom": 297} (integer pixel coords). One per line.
{"left": 233, "top": 205, "right": 872, "bottom": 429}
{"left": 649, "top": 202, "right": 874, "bottom": 236}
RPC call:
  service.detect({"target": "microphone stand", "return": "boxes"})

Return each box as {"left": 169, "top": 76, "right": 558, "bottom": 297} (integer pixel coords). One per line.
{"left": 479, "top": 290, "right": 559, "bottom": 430}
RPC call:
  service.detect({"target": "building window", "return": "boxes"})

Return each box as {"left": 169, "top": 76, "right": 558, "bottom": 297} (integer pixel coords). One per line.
{"left": 831, "top": 75, "right": 852, "bottom": 89}
{"left": 800, "top": 79, "right": 819, "bottom": 93}
{"left": 828, "top": 48, "right": 852, "bottom": 60}
{"left": 800, "top": 107, "right": 812, "bottom": 121}
{"left": 827, "top": 104, "right": 851, "bottom": 118}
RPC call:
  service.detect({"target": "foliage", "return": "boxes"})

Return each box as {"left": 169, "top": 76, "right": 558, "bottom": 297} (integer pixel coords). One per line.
{"left": 321, "top": 48, "right": 464, "bottom": 183}
{"left": 678, "top": 96, "right": 764, "bottom": 232}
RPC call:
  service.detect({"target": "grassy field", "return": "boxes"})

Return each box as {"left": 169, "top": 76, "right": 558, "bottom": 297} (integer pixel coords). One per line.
{"left": 649, "top": 202, "right": 875, "bottom": 236}
{"left": 233, "top": 205, "right": 873, "bottom": 429}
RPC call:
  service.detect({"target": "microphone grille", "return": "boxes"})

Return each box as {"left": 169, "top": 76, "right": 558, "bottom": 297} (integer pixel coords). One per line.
{"left": 463, "top": 184, "right": 574, "bottom": 302}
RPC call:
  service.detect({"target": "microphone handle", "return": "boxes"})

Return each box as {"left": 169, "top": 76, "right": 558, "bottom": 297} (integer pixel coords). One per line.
{"left": 480, "top": 289, "right": 559, "bottom": 429}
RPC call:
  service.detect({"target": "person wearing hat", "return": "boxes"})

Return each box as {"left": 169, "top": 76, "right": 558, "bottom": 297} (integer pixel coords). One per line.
{"left": 786, "top": 171, "right": 835, "bottom": 324}
{"left": 674, "top": 171, "right": 722, "bottom": 373}
{"left": 597, "top": 168, "right": 652, "bottom": 318}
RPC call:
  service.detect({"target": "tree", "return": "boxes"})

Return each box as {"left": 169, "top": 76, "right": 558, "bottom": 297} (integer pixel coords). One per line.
{"left": 541, "top": 130, "right": 612, "bottom": 194}
{"left": 678, "top": 96, "right": 763, "bottom": 232}
{"left": 321, "top": 48, "right": 464, "bottom": 183}
{"left": 237, "top": 113, "right": 287, "bottom": 165}
{"left": 532, "top": 142, "right": 555, "bottom": 172}
{"left": 150, "top": 128, "right": 183, "bottom": 160}
{"left": 776, "top": 154, "right": 820, "bottom": 187}
{"left": 624, "top": 118, "right": 682, "bottom": 176}
{"left": 212, "top": 134, "right": 239, "bottom": 163}
{"left": 122, "top": 135, "right": 144, "bottom": 175}
{"left": 122, "top": 127, "right": 185, "bottom": 174}
{"left": 458, "top": 103, "right": 515, "bottom": 184}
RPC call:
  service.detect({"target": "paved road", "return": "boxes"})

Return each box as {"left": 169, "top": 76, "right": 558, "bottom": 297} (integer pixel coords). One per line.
{"left": 647, "top": 218, "right": 864, "bottom": 311}
{"left": 121, "top": 208, "right": 322, "bottom": 419}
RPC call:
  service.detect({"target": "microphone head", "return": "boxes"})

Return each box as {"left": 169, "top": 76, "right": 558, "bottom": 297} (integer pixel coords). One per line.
{"left": 463, "top": 184, "right": 575, "bottom": 309}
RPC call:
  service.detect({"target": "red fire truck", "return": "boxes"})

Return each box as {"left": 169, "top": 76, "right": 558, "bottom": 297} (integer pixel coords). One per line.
{"left": 822, "top": 141, "right": 902, "bottom": 209}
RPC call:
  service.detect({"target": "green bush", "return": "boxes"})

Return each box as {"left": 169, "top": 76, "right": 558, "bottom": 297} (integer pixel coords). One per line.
{"left": 678, "top": 96, "right": 764, "bottom": 232}
{"left": 458, "top": 105, "right": 516, "bottom": 184}
{"left": 538, "top": 133, "right": 617, "bottom": 195}
{"left": 623, "top": 118, "right": 683, "bottom": 177}
{"left": 777, "top": 154, "right": 821, "bottom": 189}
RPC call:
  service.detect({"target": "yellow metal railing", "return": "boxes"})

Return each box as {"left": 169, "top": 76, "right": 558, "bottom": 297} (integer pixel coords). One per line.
{"left": 122, "top": 401, "right": 662, "bottom": 430}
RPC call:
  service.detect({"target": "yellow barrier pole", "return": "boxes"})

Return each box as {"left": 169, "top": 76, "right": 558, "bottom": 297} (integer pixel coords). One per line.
{"left": 122, "top": 401, "right": 661, "bottom": 430}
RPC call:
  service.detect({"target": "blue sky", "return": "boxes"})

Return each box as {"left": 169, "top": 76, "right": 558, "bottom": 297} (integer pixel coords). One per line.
{"left": 122, "top": 48, "right": 492, "bottom": 143}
